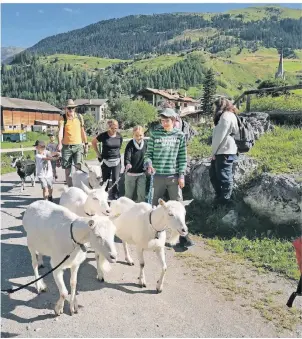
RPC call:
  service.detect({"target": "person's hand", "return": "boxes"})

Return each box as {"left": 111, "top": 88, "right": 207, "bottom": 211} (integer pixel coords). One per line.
{"left": 178, "top": 178, "right": 185, "bottom": 189}
{"left": 125, "top": 164, "right": 132, "bottom": 171}
{"left": 147, "top": 166, "right": 155, "bottom": 174}
{"left": 57, "top": 143, "right": 62, "bottom": 151}
{"left": 212, "top": 155, "right": 216, "bottom": 161}
{"left": 84, "top": 144, "right": 89, "bottom": 155}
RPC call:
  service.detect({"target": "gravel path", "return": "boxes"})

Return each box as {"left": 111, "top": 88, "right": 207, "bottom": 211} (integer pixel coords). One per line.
{"left": 1, "top": 163, "right": 301, "bottom": 338}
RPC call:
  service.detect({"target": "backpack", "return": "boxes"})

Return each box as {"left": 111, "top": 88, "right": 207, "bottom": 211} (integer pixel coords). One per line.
{"left": 62, "top": 113, "right": 84, "bottom": 138}
{"left": 233, "top": 115, "right": 255, "bottom": 153}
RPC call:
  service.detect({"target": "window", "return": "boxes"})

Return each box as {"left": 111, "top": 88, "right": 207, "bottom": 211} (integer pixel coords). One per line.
{"left": 91, "top": 107, "right": 96, "bottom": 112}
{"left": 184, "top": 103, "right": 188, "bottom": 108}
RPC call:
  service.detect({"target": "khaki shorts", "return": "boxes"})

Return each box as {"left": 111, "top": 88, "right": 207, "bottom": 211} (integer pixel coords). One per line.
{"left": 39, "top": 177, "right": 53, "bottom": 189}
{"left": 61, "top": 144, "right": 83, "bottom": 169}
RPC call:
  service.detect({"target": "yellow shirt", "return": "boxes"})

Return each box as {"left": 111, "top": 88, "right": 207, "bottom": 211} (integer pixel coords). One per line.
{"left": 59, "top": 114, "right": 84, "bottom": 145}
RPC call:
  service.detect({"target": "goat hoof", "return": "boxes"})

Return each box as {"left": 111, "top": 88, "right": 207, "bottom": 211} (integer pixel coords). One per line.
{"left": 38, "top": 264, "right": 45, "bottom": 269}
{"left": 98, "top": 277, "right": 105, "bottom": 283}
{"left": 156, "top": 288, "right": 162, "bottom": 294}
{"left": 127, "top": 262, "right": 134, "bottom": 266}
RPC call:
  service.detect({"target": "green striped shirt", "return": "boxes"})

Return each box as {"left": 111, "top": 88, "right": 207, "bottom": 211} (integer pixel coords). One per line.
{"left": 144, "top": 126, "right": 187, "bottom": 176}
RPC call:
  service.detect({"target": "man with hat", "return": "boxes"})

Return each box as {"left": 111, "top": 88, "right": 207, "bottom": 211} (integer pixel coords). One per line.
{"left": 57, "top": 99, "right": 88, "bottom": 187}
{"left": 34, "top": 140, "right": 60, "bottom": 201}
{"left": 144, "top": 107, "right": 194, "bottom": 248}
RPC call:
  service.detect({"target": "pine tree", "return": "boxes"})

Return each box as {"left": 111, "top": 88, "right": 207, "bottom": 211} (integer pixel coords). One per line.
{"left": 202, "top": 68, "right": 217, "bottom": 115}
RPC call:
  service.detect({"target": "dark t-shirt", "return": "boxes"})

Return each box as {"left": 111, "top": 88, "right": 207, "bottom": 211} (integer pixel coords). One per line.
{"left": 96, "top": 132, "right": 123, "bottom": 160}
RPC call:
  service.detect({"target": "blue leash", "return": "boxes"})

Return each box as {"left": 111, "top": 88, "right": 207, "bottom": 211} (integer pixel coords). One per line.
{"left": 147, "top": 174, "right": 154, "bottom": 205}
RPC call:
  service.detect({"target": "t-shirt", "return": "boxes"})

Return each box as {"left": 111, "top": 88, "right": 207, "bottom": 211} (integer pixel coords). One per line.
{"left": 96, "top": 132, "right": 123, "bottom": 160}
{"left": 35, "top": 150, "right": 53, "bottom": 178}
{"left": 59, "top": 114, "right": 84, "bottom": 145}
{"left": 47, "top": 142, "right": 57, "bottom": 153}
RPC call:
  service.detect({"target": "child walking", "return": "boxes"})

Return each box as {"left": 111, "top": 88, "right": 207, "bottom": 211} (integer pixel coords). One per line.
{"left": 124, "top": 126, "right": 147, "bottom": 202}
{"left": 34, "top": 140, "right": 60, "bottom": 201}
{"left": 46, "top": 132, "right": 58, "bottom": 180}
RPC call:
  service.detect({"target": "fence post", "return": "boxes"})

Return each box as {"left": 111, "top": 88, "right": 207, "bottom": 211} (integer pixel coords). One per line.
{"left": 246, "top": 95, "right": 251, "bottom": 112}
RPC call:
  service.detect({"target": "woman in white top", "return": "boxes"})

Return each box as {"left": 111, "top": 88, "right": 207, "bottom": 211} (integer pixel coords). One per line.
{"left": 209, "top": 97, "right": 239, "bottom": 207}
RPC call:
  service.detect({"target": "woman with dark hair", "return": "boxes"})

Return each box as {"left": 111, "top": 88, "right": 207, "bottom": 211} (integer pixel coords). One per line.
{"left": 209, "top": 97, "right": 239, "bottom": 207}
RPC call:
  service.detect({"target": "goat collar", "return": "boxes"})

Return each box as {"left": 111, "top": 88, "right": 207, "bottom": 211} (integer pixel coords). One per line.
{"left": 149, "top": 210, "right": 165, "bottom": 239}
{"left": 70, "top": 222, "right": 87, "bottom": 252}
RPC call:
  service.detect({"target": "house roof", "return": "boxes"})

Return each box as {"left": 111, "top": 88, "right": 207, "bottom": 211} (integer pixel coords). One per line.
{"left": 137, "top": 88, "right": 199, "bottom": 103}
{"left": 35, "top": 120, "right": 59, "bottom": 126}
{"left": 180, "top": 110, "right": 204, "bottom": 117}
{"left": 74, "top": 99, "right": 108, "bottom": 106}
{"left": 1, "top": 97, "right": 61, "bottom": 113}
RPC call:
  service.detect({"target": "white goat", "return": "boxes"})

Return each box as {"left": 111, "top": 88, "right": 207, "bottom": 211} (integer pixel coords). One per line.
{"left": 23, "top": 200, "right": 117, "bottom": 316}
{"left": 59, "top": 181, "right": 110, "bottom": 217}
{"left": 71, "top": 162, "right": 102, "bottom": 189}
{"left": 113, "top": 198, "right": 192, "bottom": 292}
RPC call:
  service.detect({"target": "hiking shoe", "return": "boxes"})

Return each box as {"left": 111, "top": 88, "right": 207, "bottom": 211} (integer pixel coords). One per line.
{"left": 178, "top": 235, "right": 195, "bottom": 248}
{"left": 48, "top": 196, "right": 53, "bottom": 202}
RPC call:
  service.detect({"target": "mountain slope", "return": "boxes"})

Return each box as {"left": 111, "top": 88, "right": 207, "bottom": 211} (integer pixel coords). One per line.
{"left": 1, "top": 46, "right": 25, "bottom": 64}
{"left": 26, "top": 6, "right": 302, "bottom": 59}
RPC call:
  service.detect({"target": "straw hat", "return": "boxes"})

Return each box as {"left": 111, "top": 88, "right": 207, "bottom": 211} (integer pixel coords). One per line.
{"left": 66, "top": 99, "right": 77, "bottom": 108}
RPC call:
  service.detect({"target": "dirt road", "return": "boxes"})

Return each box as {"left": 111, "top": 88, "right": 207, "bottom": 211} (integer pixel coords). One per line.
{"left": 1, "top": 164, "right": 301, "bottom": 338}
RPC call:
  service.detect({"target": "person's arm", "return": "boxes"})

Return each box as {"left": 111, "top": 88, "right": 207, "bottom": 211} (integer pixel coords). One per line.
{"left": 124, "top": 142, "right": 132, "bottom": 169}
{"left": 41, "top": 151, "right": 59, "bottom": 161}
{"left": 144, "top": 134, "right": 155, "bottom": 173}
{"left": 57, "top": 120, "right": 64, "bottom": 151}
{"left": 92, "top": 134, "right": 102, "bottom": 159}
{"left": 211, "top": 115, "right": 231, "bottom": 156}
{"left": 177, "top": 134, "right": 187, "bottom": 188}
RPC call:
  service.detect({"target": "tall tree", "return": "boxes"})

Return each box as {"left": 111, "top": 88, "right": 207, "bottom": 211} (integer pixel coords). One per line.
{"left": 202, "top": 68, "right": 217, "bottom": 115}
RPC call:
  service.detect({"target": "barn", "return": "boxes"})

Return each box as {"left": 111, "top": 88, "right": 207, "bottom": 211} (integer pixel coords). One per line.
{"left": 0, "top": 97, "right": 62, "bottom": 132}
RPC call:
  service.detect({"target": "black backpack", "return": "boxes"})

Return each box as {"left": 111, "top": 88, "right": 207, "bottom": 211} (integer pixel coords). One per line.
{"left": 233, "top": 115, "right": 255, "bottom": 153}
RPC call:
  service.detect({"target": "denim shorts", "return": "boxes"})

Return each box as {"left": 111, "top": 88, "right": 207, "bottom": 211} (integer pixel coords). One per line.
{"left": 39, "top": 177, "right": 53, "bottom": 189}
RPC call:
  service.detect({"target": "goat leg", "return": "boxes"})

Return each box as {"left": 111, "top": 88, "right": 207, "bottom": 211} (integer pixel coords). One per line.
{"left": 28, "top": 246, "right": 47, "bottom": 293}
{"left": 123, "top": 242, "right": 134, "bottom": 266}
{"left": 53, "top": 268, "right": 68, "bottom": 316}
{"left": 156, "top": 247, "right": 167, "bottom": 293}
{"left": 137, "top": 248, "right": 146, "bottom": 288}
{"left": 70, "top": 265, "right": 80, "bottom": 315}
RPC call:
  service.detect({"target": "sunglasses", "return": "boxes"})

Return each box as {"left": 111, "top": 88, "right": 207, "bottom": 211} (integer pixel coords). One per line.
{"left": 67, "top": 107, "right": 74, "bottom": 111}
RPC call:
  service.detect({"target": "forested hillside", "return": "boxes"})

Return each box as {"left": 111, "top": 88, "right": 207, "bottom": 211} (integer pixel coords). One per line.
{"left": 24, "top": 6, "right": 301, "bottom": 59}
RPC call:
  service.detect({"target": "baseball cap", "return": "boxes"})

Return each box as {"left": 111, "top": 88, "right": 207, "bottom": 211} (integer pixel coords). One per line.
{"left": 159, "top": 108, "right": 177, "bottom": 118}
{"left": 33, "top": 140, "right": 46, "bottom": 147}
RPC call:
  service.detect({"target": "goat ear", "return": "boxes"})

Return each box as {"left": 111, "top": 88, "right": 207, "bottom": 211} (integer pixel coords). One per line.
{"left": 81, "top": 181, "right": 91, "bottom": 194}
{"left": 181, "top": 199, "right": 193, "bottom": 207}
{"left": 158, "top": 199, "right": 167, "bottom": 208}
{"left": 9, "top": 155, "right": 13, "bottom": 159}
{"left": 88, "top": 220, "right": 95, "bottom": 229}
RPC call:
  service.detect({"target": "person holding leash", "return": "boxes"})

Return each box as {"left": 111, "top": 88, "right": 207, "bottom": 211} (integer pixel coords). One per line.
{"left": 57, "top": 99, "right": 88, "bottom": 187}
{"left": 144, "top": 108, "right": 194, "bottom": 248}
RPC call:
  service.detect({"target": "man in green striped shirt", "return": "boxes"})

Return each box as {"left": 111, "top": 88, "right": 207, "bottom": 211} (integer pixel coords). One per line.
{"left": 145, "top": 108, "right": 194, "bottom": 248}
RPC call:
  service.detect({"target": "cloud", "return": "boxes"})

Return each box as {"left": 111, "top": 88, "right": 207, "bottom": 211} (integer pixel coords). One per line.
{"left": 16, "top": 12, "right": 20, "bottom": 17}
{"left": 63, "top": 8, "right": 73, "bottom": 13}
{"left": 38, "top": 9, "right": 44, "bottom": 14}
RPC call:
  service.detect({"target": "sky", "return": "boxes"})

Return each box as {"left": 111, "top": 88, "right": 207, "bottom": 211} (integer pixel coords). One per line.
{"left": 1, "top": 3, "right": 301, "bottom": 48}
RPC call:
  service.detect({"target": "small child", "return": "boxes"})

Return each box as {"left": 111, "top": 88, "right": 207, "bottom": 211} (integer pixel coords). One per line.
{"left": 34, "top": 140, "right": 60, "bottom": 201}
{"left": 46, "top": 132, "right": 58, "bottom": 180}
